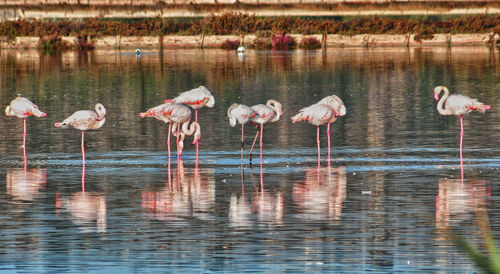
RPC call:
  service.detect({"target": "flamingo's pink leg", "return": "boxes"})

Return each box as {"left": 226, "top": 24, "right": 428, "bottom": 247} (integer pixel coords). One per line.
{"left": 259, "top": 124, "right": 264, "bottom": 165}
{"left": 241, "top": 124, "right": 245, "bottom": 163}
{"left": 459, "top": 114, "right": 464, "bottom": 182}
{"left": 327, "top": 123, "right": 331, "bottom": 166}
{"left": 249, "top": 127, "right": 260, "bottom": 164}
{"left": 167, "top": 123, "right": 171, "bottom": 159}
{"left": 176, "top": 124, "right": 180, "bottom": 157}
{"left": 23, "top": 118, "right": 27, "bottom": 167}
{"left": 81, "top": 131, "right": 86, "bottom": 167}
{"left": 195, "top": 109, "right": 199, "bottom": 159}
{"left": 317, "top": 125, "right": 321, "bottom": 167}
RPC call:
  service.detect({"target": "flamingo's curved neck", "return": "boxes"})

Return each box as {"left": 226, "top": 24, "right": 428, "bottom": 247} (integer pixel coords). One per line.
{"left": 436, "top": 87, "right": 449, "bottom": 115}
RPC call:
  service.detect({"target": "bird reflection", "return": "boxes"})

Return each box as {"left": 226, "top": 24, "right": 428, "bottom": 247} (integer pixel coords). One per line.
{"left": 58, "top": 192, "right": 107, "bottom": 233}
{"left": 6, "top": 168, "right": 46, "bottom": 203}
{"left": 292, "top": 166, "right": 347, "bottom": 221}
{"left": 253, "top": 188, "right": 284, "bottom": 226}
{"left": 141, "top": 159, "right": 215, "bottom": 221}
{"left": 436, "top": 177, "right": 490, "bottom": 234}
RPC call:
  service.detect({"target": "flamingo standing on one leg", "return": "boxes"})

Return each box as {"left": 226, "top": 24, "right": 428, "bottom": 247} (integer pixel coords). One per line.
{"left": 434, "top": 86, "right": 491, "bottom": 178}
{"left": 5, "top": 97, "right": 47, "bottom": 166}
{"left": 227, "top": 103, "right": 258, "bottom": 164}
{"left": 161, "top": 103, "right": 201, "bottom": 158}
{"left": 165, "top": 86, "right": 215, "bottom": 157}
{"left": 140, "top": 102, "right": 174, "bottom": 159}
{"left": 54, "top": 103, "right": 106, "bottom": 167}
{"left": 317, "top": 95, "right": 346, "bottom": 164}
{"left": 249, "top": 100, "right": 284, "bottom": 165}
{"left": 291, "top": 103, "right": 338, "bottom": 166}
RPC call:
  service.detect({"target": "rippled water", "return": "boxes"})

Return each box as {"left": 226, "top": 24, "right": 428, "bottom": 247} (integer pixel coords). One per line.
{"left": 0, "top": 47, "right": 499, "bottom": 272}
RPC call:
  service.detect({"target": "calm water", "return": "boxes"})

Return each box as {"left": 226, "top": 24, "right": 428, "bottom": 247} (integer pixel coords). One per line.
{"left": 0, "top": 47, "right": 499, "bottom": 272}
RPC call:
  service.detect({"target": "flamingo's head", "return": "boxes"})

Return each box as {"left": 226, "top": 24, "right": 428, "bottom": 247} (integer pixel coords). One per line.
{"left": 139, "top": 109, "right": 156, "bottom": 118}
{"left": 433, "top": 86, "right": 447, "bottom": 101}
{"left": 267, "top": 100, "right": 284, "bottom": 118}
{"left": 30, "top": 104, "right": 46, "bottom": 118}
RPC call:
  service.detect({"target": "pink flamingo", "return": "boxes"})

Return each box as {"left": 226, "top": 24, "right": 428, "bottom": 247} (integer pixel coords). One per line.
{"left": 5, "top": 97, "right": 47, "bottom": 165}
{"left": 54, "top": 103, "right": 106, "bottom": 167}
{"left": 291, "top": 102, "right": 338, "bottom": 165}
{"left": 165, "top": 86, "right": 215, "bottom": 156}
{"left": 227, "top": 103, "right": 258, "bottom": 163}
{"left": 317, "top": 95, "right": 346, "bottom": 162}
{"left": 248, "top": 100, "right": 284, "bottom": 165}
{"left": 140, "top": 102, "right": 174, "bottom": 159}
{"left": 163, "top": 103, "right": 201, "bottom": 157}
{"left": 434, "top": 86, "right": 491, "bottom": 174}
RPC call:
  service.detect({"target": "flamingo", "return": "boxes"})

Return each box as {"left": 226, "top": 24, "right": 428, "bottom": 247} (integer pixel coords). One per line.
{"left": 248, "top": 100, "right": 284, "bottom": 165}
{"left": 317, "top": 95, "right": 346, "bottom": 162}
{"left": 162, "top": 103, "right": 201, "bottom": 157}
{"left": 140, "top": 102, "right": 174, "bottom": 158}
{"left": 291, "top": 102, "right": 338, "bottom": 165}
{"left": 227, "top": 103, "right": 258, "bottom": 163}
{"left": 434, "top": 86, "right": 491, "bottom": 164}
{"left": 5, "top": 97, "right": 47, "bottom": 164}
{"left": 165, "top": 86, "right": 215, "bottom": 156}
{"left": 54, "top": 103, "right": 106, "bottom": 167}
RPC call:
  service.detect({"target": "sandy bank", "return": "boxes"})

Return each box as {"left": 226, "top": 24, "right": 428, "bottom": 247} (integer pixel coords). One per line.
{"left": 1, "top": 33, "right": 498, "bottom": 49}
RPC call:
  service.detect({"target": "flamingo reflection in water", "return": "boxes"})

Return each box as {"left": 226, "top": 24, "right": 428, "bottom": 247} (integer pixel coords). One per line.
{"left": 5, "top": 97, "right": 47, "bottom": 166}
{"left": 229, "top": 187, "right": 284, "bottom": 228}
{"left": 6, "top": 168, "right": 46, "bottom": 203}
{"left": 292, "top": 166, "right": 346, "bottom": 221}
{"left": 435, "top": 177, "right": 490, "bottom": 237}
{"left": 252, "top": 188, "right": 284, "bottom": 227}
{"left": 141, "top": 159, "right": 215, "bottom": 221}
{"left": 57, "top": 192, "right": 107, "bottom": 233}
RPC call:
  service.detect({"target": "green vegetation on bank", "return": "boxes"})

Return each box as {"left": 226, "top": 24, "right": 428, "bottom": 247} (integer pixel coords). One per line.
{"left": 1, "top": 13, "right": 500, "bottom": 38}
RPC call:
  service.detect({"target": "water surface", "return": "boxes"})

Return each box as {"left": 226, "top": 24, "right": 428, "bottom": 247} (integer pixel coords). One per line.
{"left": 0, "top": 47, "right": 499, "bottom": 272}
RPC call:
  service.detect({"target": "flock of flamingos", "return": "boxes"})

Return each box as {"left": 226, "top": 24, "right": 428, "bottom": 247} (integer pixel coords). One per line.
{"left": 4, "top": 85, "right": 491, "bottom": 168}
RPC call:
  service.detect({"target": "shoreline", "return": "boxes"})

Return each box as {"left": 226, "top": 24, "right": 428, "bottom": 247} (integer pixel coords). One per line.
{"left": 1, "top": 33, "right": 498, "bottom": 49}
{"left": 2, "top": 2, "right": 500, "bottom": 20}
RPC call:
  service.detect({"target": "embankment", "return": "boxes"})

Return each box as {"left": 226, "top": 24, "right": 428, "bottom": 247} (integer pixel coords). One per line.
{"left": 1, "top": 33, "right": 498, "bottom": 49}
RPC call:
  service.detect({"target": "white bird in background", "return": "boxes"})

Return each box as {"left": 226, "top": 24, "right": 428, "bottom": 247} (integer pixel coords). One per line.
{"left": 237, "top": 46, "right": 247, "bottom": 53}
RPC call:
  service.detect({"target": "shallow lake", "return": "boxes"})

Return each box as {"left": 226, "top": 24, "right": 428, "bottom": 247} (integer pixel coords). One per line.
{"left": 0, "top": 47, "right": 499, "bottom": 272}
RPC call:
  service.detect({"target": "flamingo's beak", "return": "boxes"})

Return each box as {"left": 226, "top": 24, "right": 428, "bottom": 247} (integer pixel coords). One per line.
{"left": 41, "top": 112, "right": 47, "bottom": 117}
{"left": 433, "top": 92, "right": 439, "bottom": 101}
{"left": 485, "top": 105, "right": 491, "bottom": 110}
